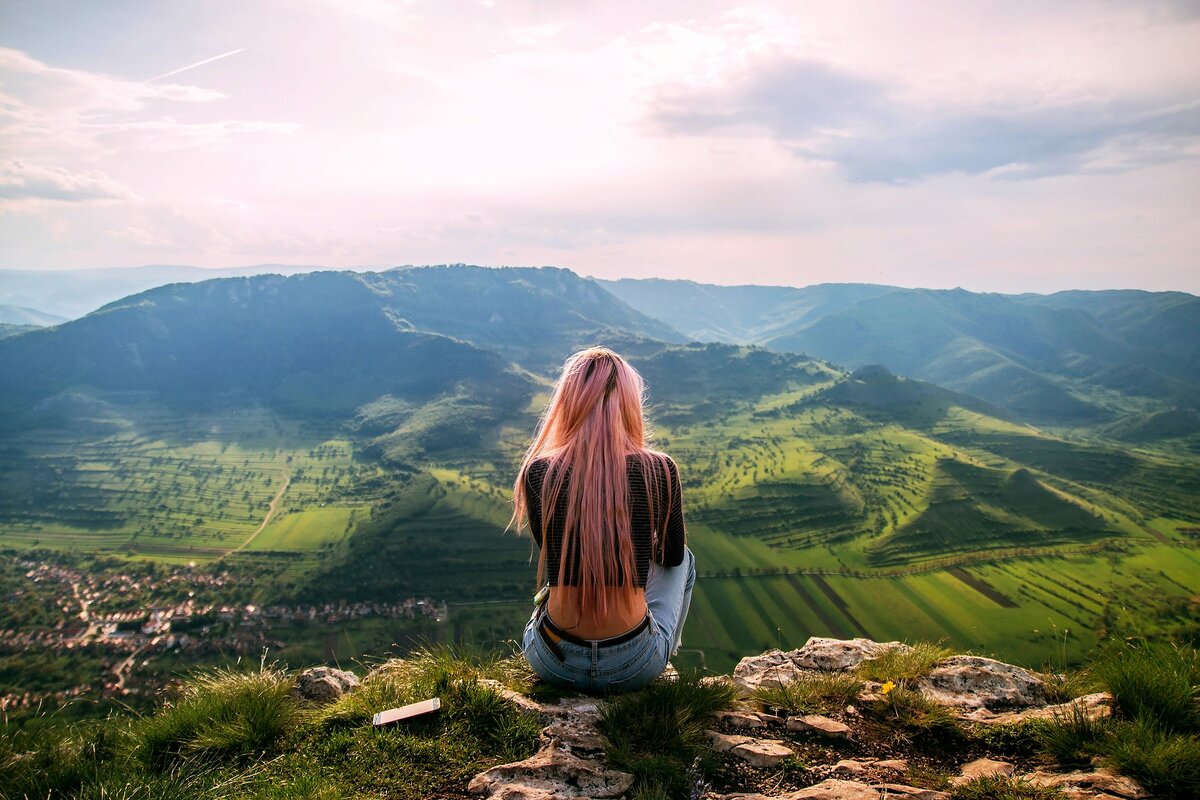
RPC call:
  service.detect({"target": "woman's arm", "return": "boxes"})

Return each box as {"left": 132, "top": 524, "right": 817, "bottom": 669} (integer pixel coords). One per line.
{"left": 659, "top": 456, "right": 687, "bottom": 567}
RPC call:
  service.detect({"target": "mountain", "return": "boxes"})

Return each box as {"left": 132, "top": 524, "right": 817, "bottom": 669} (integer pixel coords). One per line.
{"left": 0, "top": 304, "right": 67, "bottom": 326}
{"left": 603, "top": 280, "right": 1200, "bottom": 424}
{"left": 0, "top": 266, "right": 680, "bottom": 415}
{"left": 0, "top": 264, "right": 322, "bottom": 320}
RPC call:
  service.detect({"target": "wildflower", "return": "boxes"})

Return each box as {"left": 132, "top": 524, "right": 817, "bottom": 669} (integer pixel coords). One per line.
{"left": 881, "top": 680, "right": 895, "bottom": 695}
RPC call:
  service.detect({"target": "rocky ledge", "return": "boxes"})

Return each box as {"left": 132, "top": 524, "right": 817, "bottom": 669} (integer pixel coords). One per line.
{"left": 293, "top": 637, "right": 1143, "bottom": 800}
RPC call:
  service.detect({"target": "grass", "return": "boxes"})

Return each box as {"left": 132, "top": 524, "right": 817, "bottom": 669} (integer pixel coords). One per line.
{"left": 599, "top": 672, "right": 738, "bottom": 800}
{"left": 1029, "top": 638, "right": 1200, "bottom": 800}
{"left": 949, "top": 775, "right": 1065, "bottom": 800}
{"left": 856, "top": 641, "right": 953, "bottom": 682}
{"left": 863, "top": 682, "right": 960, "bottom": 745}
{"left": 134, "top": 660, "right": 302, "bottom": 767}
{"left": 1093, "top": 639, "right": 1200, "bottom": 732}
{"left": 753, "top": 672, "right": 863, "bottom": 715}
{"left": 0, "top": 646, "right": 542, "bottom": 800}
{"left": 1031, "top": 699, "right": 1106, "bottom": 766}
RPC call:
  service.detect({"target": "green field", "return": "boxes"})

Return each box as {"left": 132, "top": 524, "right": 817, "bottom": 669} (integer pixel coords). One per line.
{"left": 3, "top": 371, "right": 1198, "bottom": 680}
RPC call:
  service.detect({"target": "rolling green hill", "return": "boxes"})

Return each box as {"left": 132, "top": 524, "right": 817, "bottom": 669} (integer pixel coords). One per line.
{"left": 0, "top": 265, "right": 1197, "bottom": 684}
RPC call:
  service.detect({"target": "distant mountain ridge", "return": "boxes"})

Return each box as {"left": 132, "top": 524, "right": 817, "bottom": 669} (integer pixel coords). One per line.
{"left": 601, "top": 278, "right": 1200, "bottom": 424}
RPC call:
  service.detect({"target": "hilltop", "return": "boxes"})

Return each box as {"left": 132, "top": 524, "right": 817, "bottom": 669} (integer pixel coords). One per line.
{"left": 2, "top": 636, "right": 1195, "bottom": 800}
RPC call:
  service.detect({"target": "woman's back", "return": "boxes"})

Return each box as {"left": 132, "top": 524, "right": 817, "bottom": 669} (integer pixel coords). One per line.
{"left": 524, "top": 451, "right": 686, "bottom": 638}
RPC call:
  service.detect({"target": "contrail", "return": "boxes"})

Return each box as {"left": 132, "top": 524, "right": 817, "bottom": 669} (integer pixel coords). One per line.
{"left": 147, "top": 48, "right": 244, "bottom": 82}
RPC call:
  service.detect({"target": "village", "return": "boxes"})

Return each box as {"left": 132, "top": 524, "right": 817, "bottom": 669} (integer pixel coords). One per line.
{"left": 0, "top": 556, "right": 446, "bottom": 712}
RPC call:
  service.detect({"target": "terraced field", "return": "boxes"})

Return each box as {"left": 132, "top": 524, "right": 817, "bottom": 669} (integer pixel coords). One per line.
{"left": 0, "top": 402, "right": 386, "bottom": 564}
{"left": 3, "top": 374, "right": 1197, "bottom": 678}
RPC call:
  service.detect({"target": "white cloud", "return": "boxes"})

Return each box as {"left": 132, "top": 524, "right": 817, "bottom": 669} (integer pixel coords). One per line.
{"left": 0, "top": 159, "right": 135, "bottom": 207}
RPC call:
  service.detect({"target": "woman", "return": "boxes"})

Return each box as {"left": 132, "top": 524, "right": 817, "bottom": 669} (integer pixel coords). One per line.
{"left": 510, "top": 346, "right": 695, "bottom": 693}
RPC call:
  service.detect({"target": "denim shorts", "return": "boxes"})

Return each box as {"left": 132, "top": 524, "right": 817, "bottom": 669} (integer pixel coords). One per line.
{"left": 521, "top": 604, "right": 669, "bottom": 693}
{"left": 520, "top": 546, "right": 695, "bottom": 693}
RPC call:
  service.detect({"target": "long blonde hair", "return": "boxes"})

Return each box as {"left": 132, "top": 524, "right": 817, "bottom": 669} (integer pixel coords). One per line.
{"left": 511, "top": 347, "right": 673, "bottom": 624}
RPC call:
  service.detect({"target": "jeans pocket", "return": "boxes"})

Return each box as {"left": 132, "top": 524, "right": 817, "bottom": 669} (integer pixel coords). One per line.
{"left": 603, "top": 638, "right": 669, "bottom": 693}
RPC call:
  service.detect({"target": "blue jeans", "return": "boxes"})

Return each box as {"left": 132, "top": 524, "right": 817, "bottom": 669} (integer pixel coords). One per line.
{"left": 522, "top": 546, "right": 696, "bottom": 693}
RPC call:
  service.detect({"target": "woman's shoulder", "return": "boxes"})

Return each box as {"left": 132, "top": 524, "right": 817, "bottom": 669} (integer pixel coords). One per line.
{"left": 626, "top": 449, "right": 678, "bottom": 477}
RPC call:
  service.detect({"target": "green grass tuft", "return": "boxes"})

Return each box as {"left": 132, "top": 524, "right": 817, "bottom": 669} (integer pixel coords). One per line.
{"left": 949, "top": 775, "right": 1065, "bottom": 800}
{"left": 133, "top": 661, "right": 302, "bottom": 768}
{"left": 865, "top": 682, "right": 960, "bottom": 744}
{"left": 1032, "top": 698, "right": 1106, "bottom": 766}
{"left": 1099, "top": 716, "right": 1200, "bottom": 800}
{"left": 600, "top": 672, "right": 738, "bottom": 800}
{"left": 1093, "top": 639, "right": 1200, "bottom": 733}
{"left": 753, "top": 672, "right": 863, "bottom": 715}
{"left": 856, "top": 642, "right": 954, "bottom": 683}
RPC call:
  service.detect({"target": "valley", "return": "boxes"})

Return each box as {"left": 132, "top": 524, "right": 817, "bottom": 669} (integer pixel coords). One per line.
{"left": 0, "top": 266, "right": 1197, "bottom": 715}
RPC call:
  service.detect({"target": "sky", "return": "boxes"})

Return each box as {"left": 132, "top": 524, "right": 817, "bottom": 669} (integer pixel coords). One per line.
{"left": 1, "top": 0, "right": 1198, "bottom": 293}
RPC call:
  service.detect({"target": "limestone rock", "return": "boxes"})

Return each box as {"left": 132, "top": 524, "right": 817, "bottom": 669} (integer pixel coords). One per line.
{"left": 1023, "top": 768, "right": 1149, "bottom": 799}
{"left": 786, "top": 714, "right": 853, "bottom": 740}
{"left": 468, "top": 746, "right": 633, "bottom": 798}
{"left": 875, "top": 759, "right": 909, "bottom": 774}
{"left": 831, "top": 759, "right": 872, "bottom": 776}
{"left": 794, "top": 637, "right": 910, "bottom": 672}
{"left": 961, "top": 692, "right": 1113, "bottom": 725}
{"left": 950, "top": 757, "right": 1016, "bottom": 786}
{"left": 706, "top": 780, "right": 881, "bottom": 800}
{"left": 732, "top": 650, "right": 813, "bottom": 694}
{"left": 291, "top": 666, "right": 359, "bottom": 703}
{"left": 478, "top": 679, "right": 548, "bottom": 716}
{"left": 732, "top": 638, "right": 909, "bottom": 694}
{"left": 917, "top": 656, "right": 1047, "bottom": 709}
{"left": 716, "top": 710, "right": 768, "bottom": 729}
{"left": 707, "top": 730, "right": 794, "bottom": 768}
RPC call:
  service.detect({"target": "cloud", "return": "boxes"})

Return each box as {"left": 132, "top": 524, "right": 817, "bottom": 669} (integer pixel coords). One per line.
{"left": 647, "top": 55, "right": 1200, "bottom": 182}
{"left": 0, "top": 46, "right": 296, "bottom": 158}
{"left": 0, "top": 159, "right": 134, "bottom": 204}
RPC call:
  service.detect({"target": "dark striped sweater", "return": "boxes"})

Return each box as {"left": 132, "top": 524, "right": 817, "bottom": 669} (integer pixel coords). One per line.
{"left": 523, "top": 453, "right": 687, "bottom": 587}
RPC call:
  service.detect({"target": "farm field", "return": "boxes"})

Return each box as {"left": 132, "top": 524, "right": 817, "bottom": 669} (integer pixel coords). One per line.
{"left": 0, "top": 402, "right": 389, "bottom": 564}
{"left": 2, "top": 375, "right": 1198, "bottom": 682}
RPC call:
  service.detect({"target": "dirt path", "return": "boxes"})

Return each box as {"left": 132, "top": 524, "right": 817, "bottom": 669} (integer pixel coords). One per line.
{"left": 229, "top": 472, "right": 291, "bottom": 554}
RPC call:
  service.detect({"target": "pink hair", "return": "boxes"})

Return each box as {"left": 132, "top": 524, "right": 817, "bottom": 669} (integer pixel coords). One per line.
{"left": 510, "top": 347, "right": 674, "bottom": 624}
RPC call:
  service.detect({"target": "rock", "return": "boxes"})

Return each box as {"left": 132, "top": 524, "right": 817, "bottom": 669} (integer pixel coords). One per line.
{"left": 477, "top": 679, "right": 547, "bottom": 716}
{"left": 786, "top": 714, "right": 854, "bottom": 740}
{"left": 917, "top": 656, "right": 1047, "bottom": 709}
{"left": 732, "top": 638, "right": 909, "bottom": 695}
{"left": 540, "top": 716, "right": 607, "bottom": 754}
{"left": 831, "top": 759, "right": 872, "bottom": 776}
{"left": 706, "top": 780, "right": 882, "bottom": 800}
{"left": 790, "top": 779, "right": 880, "bottom": 799}
{"left": 707, "top": 730, "right": 794, "bottom": 768}
{"left": 732, "top": 650, "right": 813, "bottom": 694}
{"left": 950, "top": 758, "right": 1016, "bottom": 786}
{"left": 468, "top": 746, "right": 633, "bottom": 798}
{"left": 1023, "top": 768, "right": 1149, "bottom": 799}
{"left": 875, "top": 759, "right": 909, "bottom": 774}
{"left": 291, "top": 666, "right": 359, "bottom": 703}
{"left": 794, "top": 638, "right": 910, "bottom": 672}
{"left": 961, "top": 692, "right": 1114, "bottom": 725}
{"left": 716, "top": 710, "right": 768, "bottom": 729}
